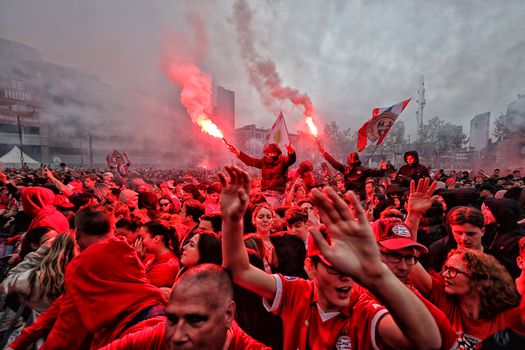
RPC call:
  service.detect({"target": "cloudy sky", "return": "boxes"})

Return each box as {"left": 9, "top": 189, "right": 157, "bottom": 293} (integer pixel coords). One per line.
{"left": 1, "top": 0, "right": 524, "bottom": 140}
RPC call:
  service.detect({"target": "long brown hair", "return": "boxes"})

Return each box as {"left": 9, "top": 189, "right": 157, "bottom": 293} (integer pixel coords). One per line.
{"left": 447, "top": 248, "right": 520, "bottom": 319}
{"left": 29, "top": 231, "right": 78, "bottom": 301}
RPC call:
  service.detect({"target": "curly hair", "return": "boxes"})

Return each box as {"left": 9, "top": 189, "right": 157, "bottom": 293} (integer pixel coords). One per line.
{"left": 29, "top": 232, "right": 78, "bottom": 301}
{"left": 447, "top": 248, "right": 520, "bottom": 319}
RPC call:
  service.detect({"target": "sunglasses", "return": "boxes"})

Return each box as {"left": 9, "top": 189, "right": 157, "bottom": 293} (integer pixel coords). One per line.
{"left": 159, "top": 202, "right": 170, "bottom": 207}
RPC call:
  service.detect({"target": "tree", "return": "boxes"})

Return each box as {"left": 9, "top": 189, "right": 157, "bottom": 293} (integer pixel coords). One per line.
{"left": 379, "top": 122, "right": 407, "bottom": 154}
{"left": 492, "top": 113, "right": 507, "bottom": 141}
{"left": 322, "top": 121, "right": 356, "bottom": 158}
{"left": 416, "top": 116, "right": 467, "bottom": 162}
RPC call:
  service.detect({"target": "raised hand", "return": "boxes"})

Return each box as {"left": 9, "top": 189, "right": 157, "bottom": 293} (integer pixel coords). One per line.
{"left": 406, "top": 178, "right": 439, "bottom": 215}
{"left": 309, "top": 187, "right": 385, "bottom": 284}
{"left": 285, "top": 143, "right": 294, "bottom": 154}
{"left": 316, "top": 140, "right": 326, "bottom": 154}
{"left": 43, "top": 168, "right": 55, "bottom": 179}
{"left": 226, "top": 144, "right": 241, "bottom": 156}
{"left": 133, "top": 236, "right": 146, "bottom": 260}
{"left": 218, "top": 166, "right": 251, "bottom": 222}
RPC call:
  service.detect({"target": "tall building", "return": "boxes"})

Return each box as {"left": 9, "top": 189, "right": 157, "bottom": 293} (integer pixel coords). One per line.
{"left": 469, "top": 112, "right": 490, "bottom": 151}
{"left": 0, "top": 37, "right": 195, "bottom": 168}
{"left": 215, "top": 86, "right": 235, "bottom": 131}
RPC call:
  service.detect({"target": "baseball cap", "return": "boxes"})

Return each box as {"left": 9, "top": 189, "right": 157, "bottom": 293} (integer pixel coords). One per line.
{"left": 375, "top": 220, "right": 428, "bottom": 254}
{"left": 306, "top": 226, "right": 333, "bottom": 266}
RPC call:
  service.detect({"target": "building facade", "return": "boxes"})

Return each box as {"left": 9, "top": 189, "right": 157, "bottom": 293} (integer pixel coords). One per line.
{"left": 469, "top": 112, "right": 490, "bottom": 151}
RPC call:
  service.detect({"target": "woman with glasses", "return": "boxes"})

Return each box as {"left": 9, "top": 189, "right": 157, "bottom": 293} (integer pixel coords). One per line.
{"left": 156, "top": 196, "right": 176, "bottom": 214}
{"left": 410, "top": 248, "right": 524, "bottom": 346}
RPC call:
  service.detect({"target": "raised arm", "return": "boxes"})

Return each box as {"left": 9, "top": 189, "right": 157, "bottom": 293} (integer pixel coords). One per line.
{"left": 404, "top": 178, "right": 438, "bottom": 238}
{"left": 284, "top": 143, "right": 296, "bottom": 166}
{"left": 219, "top": 166, "right": 276, "bottom": 301}
{"left": 400, "top": 178, "right": 437, "bottom": 296}
{"left": 309, "top": 188, "right": 440, "bottom": 349}
{"left": 123, "top": 151, "right": 131, "bottom": 166}
{"left": 44, "top": 168, "right": 73, "bottom": 196}
{"left": 317, "top": 144, "right": 345, "bottom": 173}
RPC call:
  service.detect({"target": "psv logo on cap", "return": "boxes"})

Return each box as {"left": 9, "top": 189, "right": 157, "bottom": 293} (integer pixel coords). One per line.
{"left": 335, "top": 335, "right": 352, "bottom": 350}
{"left": 392, "top": 224, "right": 410, "bottom": 237}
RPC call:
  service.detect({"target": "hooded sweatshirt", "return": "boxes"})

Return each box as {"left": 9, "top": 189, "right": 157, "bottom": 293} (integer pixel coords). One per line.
{"left": 397, "top": 151, "right": 429, "bottom": 186}
{"left": 484, "top": 198, "right": 525, "bottom": 278}
{"left": 21, "top": 186, "right": 69, "bottom": 233}
{"left": 10, "top": 237, "right": 166, "bottom": 350}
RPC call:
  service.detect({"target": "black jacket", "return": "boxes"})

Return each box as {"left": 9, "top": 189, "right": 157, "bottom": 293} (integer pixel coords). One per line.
{"left": 322, "top": 151, "right": 385, "bottom": 195}
{"left": 397, "top": 151, "right": 429, "bottom": 186}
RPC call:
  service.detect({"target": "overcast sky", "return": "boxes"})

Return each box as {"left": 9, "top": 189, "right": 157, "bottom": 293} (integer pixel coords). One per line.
{"left": 1, "top": 0, "right": 524, "bottom": 140}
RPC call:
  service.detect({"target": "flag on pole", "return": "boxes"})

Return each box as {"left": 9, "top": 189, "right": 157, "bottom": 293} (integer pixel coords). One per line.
{"left": 357, "top": 98, "right": 411, "bottom": 152}
{"left": 266, "top": 110, "right": 290, "bottom": 149}
{"left": 108, "top": 149, "right": 123, "bottom": 163}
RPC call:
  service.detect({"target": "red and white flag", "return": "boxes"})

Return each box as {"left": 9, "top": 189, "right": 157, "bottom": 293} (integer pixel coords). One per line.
{"left": 357, "top": 98, "right": 411, "bottom": 152}
{"left": 266, "top": 110, "right": 290, "bottom": 149}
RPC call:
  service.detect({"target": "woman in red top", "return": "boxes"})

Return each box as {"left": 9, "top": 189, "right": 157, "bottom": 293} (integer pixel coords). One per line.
{"left": 136, "top": 220, "right": 180, "bottom": 288}
{"left": 410, "top": 248, "right": 524, "bottom": 347}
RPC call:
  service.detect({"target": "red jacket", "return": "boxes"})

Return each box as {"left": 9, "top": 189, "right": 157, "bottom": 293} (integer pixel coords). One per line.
{"left": 238, "top": 151, "right": 296, "bottom": 193}
{"left": 9, "top": 237, "right": 166, "bottom": 350}
{"left": 21, "top": 187, "right": 69, "bottom": 233}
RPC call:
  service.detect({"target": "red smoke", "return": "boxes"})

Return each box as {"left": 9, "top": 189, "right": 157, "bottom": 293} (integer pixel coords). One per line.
{"left": 233, "top": 0, "right": 319, "bottom": 135}
{"left": 160, "top": 16, "right": 223, "bottom": 139}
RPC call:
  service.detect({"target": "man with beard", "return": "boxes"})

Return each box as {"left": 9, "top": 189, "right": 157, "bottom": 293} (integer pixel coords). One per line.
{"left": 227, "top": 142, "right": 295, "bottom": 208}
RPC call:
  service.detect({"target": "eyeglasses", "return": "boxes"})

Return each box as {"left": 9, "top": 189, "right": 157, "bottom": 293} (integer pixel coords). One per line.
{"left": 381, "top": 252, "right": 419, "bottom": 266}
{"left": 159, "top": 202, "right": 170, "bottom": 207}
{"left": 442, "top": 265, "right": 471, "bottom": 279}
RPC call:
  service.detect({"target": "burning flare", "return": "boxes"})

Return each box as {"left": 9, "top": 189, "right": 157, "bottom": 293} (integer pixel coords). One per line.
{"left": 305, "top": 116, "right": 318, "bottom": 137}
{"left": 195, "top": 114, "right": 224, "bottom": 138}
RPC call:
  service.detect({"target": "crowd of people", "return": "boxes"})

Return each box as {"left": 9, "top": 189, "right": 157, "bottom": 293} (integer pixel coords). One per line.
{"left": 0, "top": 143, "right": 523, "bottom": 349}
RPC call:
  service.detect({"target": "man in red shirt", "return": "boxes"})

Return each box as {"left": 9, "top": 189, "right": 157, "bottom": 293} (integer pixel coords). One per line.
{"left": 99, "top": 264, "right": 270, "bottom": 350}
{"left": 219, "top": 166, "right": 441, "bottom": 349}
{"left": 373, "top": 217, "right": 458, "bottom": 349}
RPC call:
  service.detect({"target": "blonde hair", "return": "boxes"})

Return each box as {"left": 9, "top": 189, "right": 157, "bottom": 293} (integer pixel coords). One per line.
{"left": 29, "top": 231, "right": 78, "bottom": 301}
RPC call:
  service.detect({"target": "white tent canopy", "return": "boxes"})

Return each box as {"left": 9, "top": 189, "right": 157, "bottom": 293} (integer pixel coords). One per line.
{"left": 0, "top": 146, "right": 40, "bottom": 165}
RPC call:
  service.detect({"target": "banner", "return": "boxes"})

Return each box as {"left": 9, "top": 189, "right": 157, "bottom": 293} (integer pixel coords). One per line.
{"left": 266, "top": 110, "right": 290, "bottom": 149}
{"left": 357, "top": 98, "right": 411, "bottom": 152}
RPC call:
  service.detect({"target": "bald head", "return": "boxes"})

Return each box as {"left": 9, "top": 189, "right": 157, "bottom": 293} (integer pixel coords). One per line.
{"left": 170, "top": 264, "right": 233, "bottom": 307}
{"left": 165, "top": 264, "right": 235, "bottom": 350}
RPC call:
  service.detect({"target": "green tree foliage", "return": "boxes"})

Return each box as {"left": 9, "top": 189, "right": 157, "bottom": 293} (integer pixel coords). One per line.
{"left": 416, "top": 116, "right": 467, "bottom": 160}
{"left": 492, "top": 113, "right": 507, "bottom": 141}
{"left": 322, "top": 121, "right": 356, "bottom": 158}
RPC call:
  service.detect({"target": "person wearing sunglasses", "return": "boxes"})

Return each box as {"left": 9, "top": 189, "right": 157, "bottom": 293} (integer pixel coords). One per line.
{"left": 156, "top": 196, "right": 175, "bottom": 214}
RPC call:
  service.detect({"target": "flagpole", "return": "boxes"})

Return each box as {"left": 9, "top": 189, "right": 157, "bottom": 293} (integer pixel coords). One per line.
{"left": 364, "top": 143, "right": 381, "bottom": 166}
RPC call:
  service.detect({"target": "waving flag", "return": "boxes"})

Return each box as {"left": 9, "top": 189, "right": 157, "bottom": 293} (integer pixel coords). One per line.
{"left": 266, "top": 110, "right": 290, "bottom": 149}
{"left": 357, "top": 98, "right": 411, "bottom": 152}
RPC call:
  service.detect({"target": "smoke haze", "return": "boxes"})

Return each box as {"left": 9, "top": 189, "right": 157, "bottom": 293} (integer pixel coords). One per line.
{"left": 1, "top": 0, "right": 524, "bottom": 147}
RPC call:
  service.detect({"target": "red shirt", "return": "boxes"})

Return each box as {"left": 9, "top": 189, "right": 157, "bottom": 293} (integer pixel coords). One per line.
{"left": 145, "top": 251, "right": 180, "bottom": 288}
{"left": 98, "top": 319, "right": 270, "bottom": 350}
{"left": 428, "top": 275, "right": 524, "bottom": 348}
{"left": 263, "top": 274, "right": 387, "bottom": 350}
